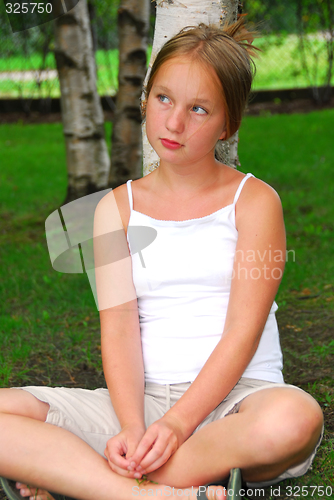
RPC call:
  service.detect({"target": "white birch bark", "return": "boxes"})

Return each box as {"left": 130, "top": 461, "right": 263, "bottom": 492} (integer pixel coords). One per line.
{"left": 142, "top": 0, "right": 240, "bottom": 176}
{"left": 54, "top": 0, "right": 110, "bottom": 202}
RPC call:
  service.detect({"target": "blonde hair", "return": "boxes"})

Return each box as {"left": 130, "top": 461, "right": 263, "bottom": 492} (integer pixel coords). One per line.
{"left": 144, "top": 17, "right": 259, "bottom": 139}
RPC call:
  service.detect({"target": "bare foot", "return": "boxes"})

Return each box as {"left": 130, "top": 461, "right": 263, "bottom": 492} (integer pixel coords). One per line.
{"left": 16, "top": 482, "right": 56, "bottom": 500}
{"left": 15, "top": 480, "right": 226, "bottom": 500}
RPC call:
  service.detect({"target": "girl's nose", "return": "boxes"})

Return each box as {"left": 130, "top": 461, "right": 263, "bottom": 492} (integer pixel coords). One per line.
{"left": 165, "top": 107, "right": 185, "bottom": 134}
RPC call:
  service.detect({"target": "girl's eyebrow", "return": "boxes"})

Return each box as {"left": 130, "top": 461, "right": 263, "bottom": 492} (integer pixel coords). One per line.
{"left": 153, "top": 84, "right": 213, "bottom": 106}
{"left": 154, "top": 85, "right": 171, "bottom": 94}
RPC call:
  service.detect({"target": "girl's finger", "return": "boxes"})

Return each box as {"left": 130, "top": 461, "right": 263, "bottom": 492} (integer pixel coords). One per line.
{"left": 130, "top": 429, "right": 158, "bottom": 466}
{"left": 106, "top": 456, "right": 145, "bottom": 478}
{"left": 105, "top": 447, "right": 130, "bottom": 470}
{"left": 104, "top": 439, "right": 133, "bottom": 470}
{"left": 138, "top": 441, "right": 174, "bottom": 472}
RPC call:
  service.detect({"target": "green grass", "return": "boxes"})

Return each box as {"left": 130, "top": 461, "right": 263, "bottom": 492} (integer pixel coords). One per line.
{"left": 0, "top": 121, "right": 112, "bottom": 385}
{"left": 0, "top": 34, "right": 333, "bottom": 97}
{"left": 1, "top": 123, "right": 67, "bottom": 214}
{"left": 0, "top": 114, "right": 333, "bottom": 495}
{"left": 238, "top": 109, "right": 334, "bottom": 297}
{"left": 238, "top": 113, "right": 334, "bottom": 494}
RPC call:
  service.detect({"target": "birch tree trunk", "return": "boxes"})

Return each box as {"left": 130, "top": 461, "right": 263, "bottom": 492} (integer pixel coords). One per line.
{"left": 143, "top": 0, "right": 240, "bottom": 176}
{"left": 54, "top": 0, "right": 110, "bottom": 202}
{"left": 108, "top": 0, "right": 150, "bottom": 188}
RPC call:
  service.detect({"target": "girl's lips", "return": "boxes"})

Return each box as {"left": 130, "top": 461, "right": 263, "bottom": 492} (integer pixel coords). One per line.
{"left": 160, "top": 138, "right": 183, "bottom": 150}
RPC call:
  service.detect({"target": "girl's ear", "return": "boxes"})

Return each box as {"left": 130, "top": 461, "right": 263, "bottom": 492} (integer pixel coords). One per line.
{"left": 219, "top": 130, "right": 227, "bottom": 141}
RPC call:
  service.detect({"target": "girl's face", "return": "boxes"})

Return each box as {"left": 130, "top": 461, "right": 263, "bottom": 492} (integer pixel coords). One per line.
{"left": 146, "top": 56, "right": 227, "bottom": 169}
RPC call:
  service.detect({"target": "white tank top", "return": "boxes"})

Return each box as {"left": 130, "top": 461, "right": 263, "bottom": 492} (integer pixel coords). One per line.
{"left": 126, "top": 174, "right": 284, "bottom": 384}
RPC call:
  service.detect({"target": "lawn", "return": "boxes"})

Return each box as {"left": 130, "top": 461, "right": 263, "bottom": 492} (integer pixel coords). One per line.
{"left": 0, "top": 111, "right": 333, "bottom": 499}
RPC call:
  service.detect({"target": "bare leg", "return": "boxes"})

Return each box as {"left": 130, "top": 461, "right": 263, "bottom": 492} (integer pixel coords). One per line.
{"left": 0, "top": 409, "right": 140, "bottom": 499}
{"left": 0, "top": 389, "right": 226, "bottom": 500}
{"left": 149, "top": 387, "right": 323, "bottom": 487}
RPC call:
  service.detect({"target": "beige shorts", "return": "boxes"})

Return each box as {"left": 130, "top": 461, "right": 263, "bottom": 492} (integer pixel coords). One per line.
{"left": 18, "top": 378, "right": 323, "bottom": 487}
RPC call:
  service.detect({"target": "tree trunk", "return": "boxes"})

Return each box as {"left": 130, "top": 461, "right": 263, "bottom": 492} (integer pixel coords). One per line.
{"left": 108, "top": 0, "right": 150, "bottom": 188}
{"left": 54, "top": 0, "right": 110, "bottom": 203}
{"left": 143, "top": 0, "right": 240, "bottom": 176}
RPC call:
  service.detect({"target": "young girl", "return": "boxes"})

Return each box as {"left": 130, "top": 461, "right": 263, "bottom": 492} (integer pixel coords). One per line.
{"left": 0, "top": 19, "right": 324, "bottom": 500}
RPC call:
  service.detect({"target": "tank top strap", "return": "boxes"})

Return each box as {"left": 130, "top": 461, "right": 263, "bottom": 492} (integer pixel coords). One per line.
{"left": 233, "top": 173, "right": 254, "bottom": 205}
{"left": 126, "top": 179, "right": 133, "bottom": 211}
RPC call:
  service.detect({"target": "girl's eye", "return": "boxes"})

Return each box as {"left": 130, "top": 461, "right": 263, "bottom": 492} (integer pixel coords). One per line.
{"left": 158, "top": 94, "right": 170, "bottom": 104}
{"left": 192, "top": 106, "right": 207, "bottom": 115}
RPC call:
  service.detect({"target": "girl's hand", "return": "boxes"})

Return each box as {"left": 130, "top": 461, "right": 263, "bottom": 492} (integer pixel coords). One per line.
{"left": 127, "top": 415, "right": 184, "bottom": 475}
{"left": 104, "top": 424, "right": 146, "bottom": 477}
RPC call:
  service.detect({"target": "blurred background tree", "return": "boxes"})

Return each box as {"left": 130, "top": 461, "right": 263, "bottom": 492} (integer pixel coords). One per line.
{"left": 53, "top": 0, "right": 110, "bottom": 202}
{"left": 108, "top": 0, "right": 150, "bottom": 188}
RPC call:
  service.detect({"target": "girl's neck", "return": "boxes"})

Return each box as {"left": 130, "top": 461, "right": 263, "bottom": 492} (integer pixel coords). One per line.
{"left": 153, "top": 159, "right": 225, "bottom": 197}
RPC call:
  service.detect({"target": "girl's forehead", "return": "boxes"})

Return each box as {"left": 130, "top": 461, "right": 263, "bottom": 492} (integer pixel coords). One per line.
{"left": 153, "top": 56, "right": 222, "bottom": 96}
{"left": 156, "top": 56, "right": 210, "bottom": 79}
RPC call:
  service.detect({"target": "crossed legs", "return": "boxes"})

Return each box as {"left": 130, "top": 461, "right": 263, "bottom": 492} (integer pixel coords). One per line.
{"left": 0, "top": 386, "right": 323, "bottom": 499}
{"left": 150, "top": 387, "right": 323, "bottom": 486}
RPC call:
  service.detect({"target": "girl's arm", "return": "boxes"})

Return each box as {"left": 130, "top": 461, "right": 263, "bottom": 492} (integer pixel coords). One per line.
{"left": 100, "top": 301, "right": 146, "bottom": 476}
{"left": 129, "top": 177, "right": 286, "bottom": 474}
{"left": 94, "top": 187, "right": 146, "bottom": 477}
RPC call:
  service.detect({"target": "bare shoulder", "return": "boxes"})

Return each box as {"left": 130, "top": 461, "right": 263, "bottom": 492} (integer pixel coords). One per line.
{"left": 235, "top": 175, "right": 284, "bottom": 229}
{"left": 95, "top": 183, "right": 131, "bottom": 233}
{"left": 240, "top": 175, "right": 282, "bottom": 204}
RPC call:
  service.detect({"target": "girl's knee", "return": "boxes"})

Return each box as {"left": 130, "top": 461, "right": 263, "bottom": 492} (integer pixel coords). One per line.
{"left": 245, "top": 389, "right": 323, "bottom": 462}
{"left": 275, "top": 390, "right": 323, "bottom": 444}
{"left": 292, "top": 393, "right": 324, "bottom": 452}
{"left": 0, "top": 388, "right": 49, "bottom": 421}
